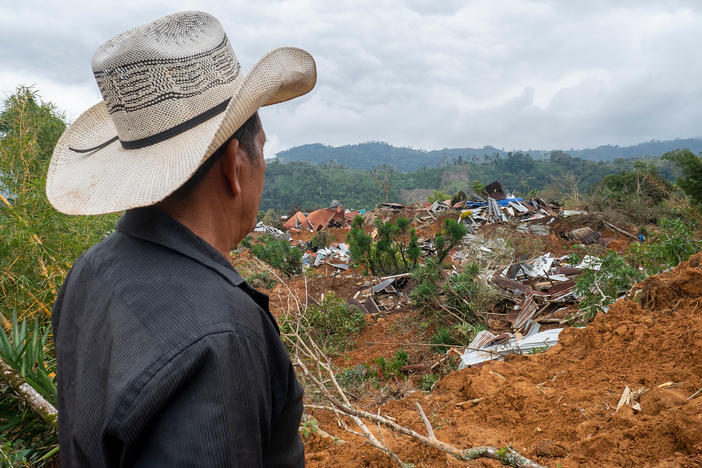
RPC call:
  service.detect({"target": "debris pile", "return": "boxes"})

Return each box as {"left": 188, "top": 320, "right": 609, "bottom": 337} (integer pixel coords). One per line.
{"left": 346, "top": 273, "right": 413, "bottom": 315}
{"left": 490, "top": 252, "right": 585, "bottom": 329}
{"left": 301, "top": 243, "right": 350, "bottom": 272}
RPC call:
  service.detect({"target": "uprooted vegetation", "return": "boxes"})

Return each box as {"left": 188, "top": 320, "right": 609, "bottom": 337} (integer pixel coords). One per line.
{"left": 411, "top": 260, "right": 502, "bottom": 327}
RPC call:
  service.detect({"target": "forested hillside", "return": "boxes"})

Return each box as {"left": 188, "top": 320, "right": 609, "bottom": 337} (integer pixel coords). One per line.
{"left": 261, "top": 151, "right": 683, "bottom": 212}
{"left": 274, "top": 139, "right": 702, "bottom": 171}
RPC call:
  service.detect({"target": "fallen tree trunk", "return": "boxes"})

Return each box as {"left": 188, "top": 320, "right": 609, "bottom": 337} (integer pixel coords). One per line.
{"left": 0, "top": 355, "right": 57, "bottom": 429}
{"left": 306, "top": 398, "right": 544, "bottom": 468}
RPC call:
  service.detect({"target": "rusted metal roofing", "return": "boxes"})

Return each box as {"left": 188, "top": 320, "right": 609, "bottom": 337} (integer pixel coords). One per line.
{"left": 568, "top": 227, "right": 601, "bottom": 244}
{"left": 282, "top": 211, "right": 312, "bottom": 231}
{"left": 306, "top": 206, "right": 347, "bottom": 231}
{"left": 491, "top": 274, "right": 549, "bottom": 296}
{"left": 344, "top": 211, "right": 360, "bottom": 222}
{"left": 513, "top": 294, "right": 539, "bottom": 330}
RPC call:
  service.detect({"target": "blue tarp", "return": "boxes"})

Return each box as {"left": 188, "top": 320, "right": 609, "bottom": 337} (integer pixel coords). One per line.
{"left": 464, "top": 197, "right": 524, "bottom": 209}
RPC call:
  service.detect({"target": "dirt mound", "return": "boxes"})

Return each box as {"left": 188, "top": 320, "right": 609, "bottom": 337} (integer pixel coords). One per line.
{"left": 305, "top": 253, "right": 702, "bottom": 467}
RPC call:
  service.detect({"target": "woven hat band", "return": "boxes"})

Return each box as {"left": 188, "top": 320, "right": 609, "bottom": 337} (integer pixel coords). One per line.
{"left": 94, "top": 33, "right": 242, "bottom": 143}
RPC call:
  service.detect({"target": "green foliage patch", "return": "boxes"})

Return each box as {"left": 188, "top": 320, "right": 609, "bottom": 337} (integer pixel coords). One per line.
{"left": 347, "top": 215, "right": 421, "bottom": 275}
{"left": 250, "top": 233, "right": 302, "bottom": 276}
{"left": 627, "top": 218, "right": 700, "bottom": 275}
{"left": 337, "top": 350, "right": 410, "bottom": 390}
{"left": 420, "top": 373, "right": 440, "bottom": 391}
{"left": 282, "top": 293, "right": 366, "bottom": 356}
{"left": 572, "top": 217, "right": 699, "bottom": 322}
{"left": 411, "top": 261, "right": 499, "bottom": 326}
{"left": 664, "top": 149, "right": 702, "bottom": 205}
{"left": 1, "top": 87, "right": 117, "bottom": 466}
{"left": 308, "top": 230, "right": 333, "bottom": 251}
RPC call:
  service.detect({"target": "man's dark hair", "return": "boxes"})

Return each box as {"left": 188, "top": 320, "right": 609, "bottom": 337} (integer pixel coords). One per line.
{"left": 168, "top": 111, "right": 262, "bottom": 199}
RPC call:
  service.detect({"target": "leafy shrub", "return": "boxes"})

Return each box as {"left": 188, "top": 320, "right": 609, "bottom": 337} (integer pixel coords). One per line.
{"left": 308, "top": 230, "right": 333, "bottom": 251}
{"left": 434, "top": 218, "right": 468, "bottom": 264}
{"left": 239, "top": 235, "right": 253, "bottom": 248}
{"left": 347, "top": 215, "right": 375, "bottom": 275}
{"left": 471, "top": 180, "right": 488, "bottom": 198}
{"left": 572, "top": 217, "right": 700, "bottom": 322}
{"left": 347, "top": 215, "right": 417, "bottom": 275}
{"left": 0, "top": 314, "right": 58, "bottom": 465}
{"left": 452, "top": 322, "right": 487, "bottom": 346}
{"left": 663, "top": 149, "right": 702, "bottom": 205}
{"left": 337, "top": 364, "right": 371, "bottom": 388}
{"left": 389, "top": 350, "right": 409, "bottom": 375}
{"left": 337, "top": 350, "right": 410, "bottom": 389}
{"left": 299, "top": 415, "right": 318, "bottom": 438}
{"left": 427, "top": 190, "right": 451, "bottom": 203}
{"left": 588, "top": 162, "right": 681, "bottom": 225}
{"left": 303, "top": 293, "right": 366, "bottom": 355}
{"left": 430, "top": 327, "right": 456, "bottom": 354}
{"left": 420, "top": 373, "right": 439, "bottom": 391}
{"left": 366, "top": 350, "right": 410, "bottom": 380}
{"left": 0, "top": 314, "right": 56, "bottom": 403}
{"left": 627, "top": 218, "right": 700, "bottom": 275}
{"left": 412, "top": 261, "right": 497, "bottom": 327}
{"left": 250, "top": 233, "right": 302, "bottom": 276}
{"left": 244, "top": 270, "right": 277, "bottom": 290}
{"left": 348, "top": 216, "right": 466, "bottom": 275}
{"left": 573, "top": 252, "right": 644, "bottom": 321}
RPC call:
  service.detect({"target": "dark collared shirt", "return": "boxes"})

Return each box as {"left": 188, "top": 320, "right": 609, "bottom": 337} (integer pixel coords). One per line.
{"left": 52, "top": 206, "right": 304, "bottom": 467}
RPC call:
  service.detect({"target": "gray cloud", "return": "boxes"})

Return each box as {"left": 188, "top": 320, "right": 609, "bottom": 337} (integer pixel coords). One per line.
{"left": 2, "top": 0, "right": 701, "bottom": 155}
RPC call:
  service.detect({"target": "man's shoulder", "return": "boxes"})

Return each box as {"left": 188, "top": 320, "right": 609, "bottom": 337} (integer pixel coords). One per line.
{"left": 68, "top": 231, "right": 265, "bottom": 342}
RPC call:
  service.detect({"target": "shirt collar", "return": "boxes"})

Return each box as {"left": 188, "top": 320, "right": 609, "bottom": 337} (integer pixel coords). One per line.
{"left": 116, "top": 206, "right": 245, "bottom": 288}
{"left": 116, "top": 206, "right": 279, "bottom": 334}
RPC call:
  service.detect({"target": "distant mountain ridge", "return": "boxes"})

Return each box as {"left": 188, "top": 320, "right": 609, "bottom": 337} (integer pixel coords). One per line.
{"left": 274, "top": 138, "right": 702, "bottom": 172}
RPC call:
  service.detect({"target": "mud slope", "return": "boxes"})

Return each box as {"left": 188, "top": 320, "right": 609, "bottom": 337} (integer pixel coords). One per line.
{"left": 306, "top": 253, "right": 702, "bottom": 467}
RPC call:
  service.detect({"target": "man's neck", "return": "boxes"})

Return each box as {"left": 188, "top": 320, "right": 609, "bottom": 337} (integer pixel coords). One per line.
{"left": 157, "top": 198, "right": 237, "bottom": 259}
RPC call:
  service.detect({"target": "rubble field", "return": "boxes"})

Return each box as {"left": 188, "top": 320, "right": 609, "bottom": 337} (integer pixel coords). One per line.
{"left": 239, "top": 192, "right": 698, "bottom": 466}
{"left": 304, "top": 253, "right": 702, "bottom": 467}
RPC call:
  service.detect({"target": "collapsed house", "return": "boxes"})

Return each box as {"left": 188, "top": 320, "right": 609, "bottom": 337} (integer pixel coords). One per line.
{"left": 283, "top": 203, "right": 355, "bottom": 232}
{"left": 283, "top": 211, "right": 314, "bottom": 231}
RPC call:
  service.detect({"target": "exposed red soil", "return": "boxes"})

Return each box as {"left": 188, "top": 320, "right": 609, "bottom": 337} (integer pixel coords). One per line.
{"left": 304, "top": 253, "right": 702, "bottom": 467}
{"left": 289, "top": 227, "right": 351, "bottom": 244}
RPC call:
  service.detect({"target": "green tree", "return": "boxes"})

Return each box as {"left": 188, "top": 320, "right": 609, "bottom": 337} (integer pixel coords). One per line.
{"left": 1, "top": 87, "right": 119, "bottom": 323}
{"left": 663, "top": 149, "right": 702, "bottom": 204}
{"left": 470, "top": 180, "right": 488, "bottom": 198}
{"left": 434, "top": 218, "right": 468, "bottom": 264}
{"left": 371, "top": 164, "right": 394, "bottom": 203}
{"left": 427, "top": 189, "right": 451, "bottom": 203}
{"left": 0, "top": 87, "right": 119, "bottom": 465}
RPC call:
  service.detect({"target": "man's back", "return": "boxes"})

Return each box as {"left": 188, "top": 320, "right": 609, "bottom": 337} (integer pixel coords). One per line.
{"left": 52, "top": 207, "right": 304, "bottom": 467}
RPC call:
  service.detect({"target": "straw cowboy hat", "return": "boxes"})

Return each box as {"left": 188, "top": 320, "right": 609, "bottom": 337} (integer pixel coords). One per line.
{"left": 46, "top": 11, "right": 316, "bottom": 215}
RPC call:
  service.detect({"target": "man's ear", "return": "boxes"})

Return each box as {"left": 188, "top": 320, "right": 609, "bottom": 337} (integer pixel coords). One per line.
{"left": 222, "top": 138, "right": 242, "bottom": 196}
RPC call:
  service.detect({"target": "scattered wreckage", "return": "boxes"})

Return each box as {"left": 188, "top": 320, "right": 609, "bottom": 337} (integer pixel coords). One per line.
{"left": 251, "top": 182, "right": 639, "bottom": 369}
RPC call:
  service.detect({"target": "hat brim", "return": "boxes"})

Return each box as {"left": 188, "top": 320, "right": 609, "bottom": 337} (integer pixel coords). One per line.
{"left": 46, "top": 47, "right": 316, "bottom": 215}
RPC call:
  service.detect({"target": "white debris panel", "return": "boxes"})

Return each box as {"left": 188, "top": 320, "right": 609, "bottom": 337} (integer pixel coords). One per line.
{"left": 458, "top": 328, "right": 564, "bottom": 369}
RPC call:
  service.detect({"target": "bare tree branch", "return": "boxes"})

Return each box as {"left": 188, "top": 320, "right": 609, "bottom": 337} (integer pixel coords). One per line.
{"left": 0, "top": 355, "right": 57, "bottom": 429}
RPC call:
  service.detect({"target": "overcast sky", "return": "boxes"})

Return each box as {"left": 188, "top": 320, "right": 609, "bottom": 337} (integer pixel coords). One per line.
{"left": 1, "top": 0, "right": 701, "bottom": 156}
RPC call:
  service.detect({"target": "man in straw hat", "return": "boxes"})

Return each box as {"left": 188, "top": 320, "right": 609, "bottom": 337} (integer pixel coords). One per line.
{"left": 47, "top": 11, "right": 316, "bottom": 466}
